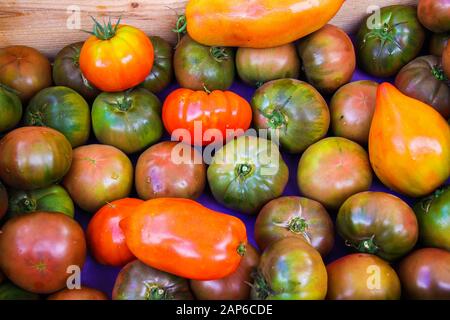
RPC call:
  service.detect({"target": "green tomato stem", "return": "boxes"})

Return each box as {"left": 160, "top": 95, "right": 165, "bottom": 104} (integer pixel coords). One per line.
{"left": 253, "top": 271, "right": 271, "bottom": 300}
{"left": 237, "top": 243, "right": 246, "bottom": 257}
{"left": 210, "top": 46, "right": 229, "bottom": 62}
{"left": 144, "top": 283, "right": 167, "bottom": 300}
{"left": 236, "top": 163, "right": 254, "bottom": 179}
{"left": 431, "top": 65, "right": 447, "bottom": 82}
{"left": 84, "top": 16, "right": 121, "bottom": 41}
{"left": 288, "top": 217, "right": 308, "bottom": 234}
{"left": 20, "top": 198, "right": 37, "bottom": 212}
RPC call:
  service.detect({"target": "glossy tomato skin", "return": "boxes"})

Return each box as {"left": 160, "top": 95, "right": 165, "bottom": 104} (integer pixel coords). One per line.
{"left": 326, "top": 253, "right": 401, "bottom": 300}
{"left": 0, "top": 211, "right": 86, "bottom": 294}
{"left": 0, "top": 282, "right": 40, "bottom": 300}
{"left": 444, "top": 43, "right": 450, "bottom": 79}
{"left": 0, "top": 127, "right": 72, "bottom": 190}
{"left": 251, "top": 79, "right": 330, "bottom": 154}
{"left": 186, "top": 0, "right": 344, "bottom": 48}
{"left": 0, "top": 86, "right": 22, "bottom": 133}
{"left": 25, "top": 86, "right": 91, "bottom": 147}
{"left": 356, "top": 5, "right": 425, "bottom": 77}
{"left": 0, "top": 181, "right": 7, "bottom": 220}
{"left": 92, "top": 88, "right": 162, "bottom": 154}
{"left": 135, "top": 141, "right": 206, "bottom": 200}
{"left": 63, "top": 144, "right": 133, "bottom": 213}
{"left": 7, "top": 185, "right": 74, "bottom": 219}
{"left": 113, "top": 260, "right": 193, "bottom": 300}
{"left": 429, "top": 33, "right": 449, "bottom": 56}
{"left": 190, "top": 245, "right": 259, "bottom": 300}
{"left": 208, "top": 136, "right": 289, "bottom": 215}
{"left": 236, "top": 44, "right": 300, "bottom": 87}
{"left": 418, "top": 0, "right": 450, "bottom": 33}
{"left": 395, "top": 56, "right": 450, "bottom": 118}
{"left": 414, "top": 187, "right": 450, "bottom": 251}
{"left": 162, "top": 88, "right": 252, "bottom": 146}
{"left": 174, "top": 35, "right": 235, "bottom": 91}
{"left": 297, "top": 137, "right": 372, "bottom": 210}
{"left": 120, "top": 198, "right": 247, "bottom": 280}
{"left": 80, "top": 24, "right": 154, "bottom": 92}
{"left": 369, "top": 83, "right": 450, "bottom": 197}
{"left": 139, "top": 36, "right": 173, "bottom": 93}
{"left": 52, "top": 42, "right": 100, "bottom": 101}
{"left": 252, "top": 238, "right": 327, "bottom": 300}
{"left": 255, "top": 196, "right": 334, "bottom": 257}
{"left": 0, "top": 46, "right": 52, "bottom": 102}
{"left": 337, "top": 191, "right": 418, "bottom": 261}
{"left": 87, "top": 198, "right": 143, "bottom": 267}
{"left": 48, "top": 287, "right": 108, "bottom": 300}
{"left": 330, "top": 80, "right": 378, "bottom": 145}
{"left": 298, "top": 24, "right": 355, "bottom": 94}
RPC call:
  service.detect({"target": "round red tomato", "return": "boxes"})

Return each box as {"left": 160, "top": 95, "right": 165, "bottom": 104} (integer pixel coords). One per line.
{"left": 87, "top": 198, "right": 143, "bottom": 267}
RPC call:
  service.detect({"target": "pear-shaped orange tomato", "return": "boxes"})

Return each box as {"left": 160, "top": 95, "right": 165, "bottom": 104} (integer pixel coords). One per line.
{"left": 369, "top": 83, "right": 450, "bottom": 197}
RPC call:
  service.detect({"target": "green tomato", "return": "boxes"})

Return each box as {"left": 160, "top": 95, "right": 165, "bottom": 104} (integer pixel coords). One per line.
{"left": 0, "top": 86, "right": 22, "bottom": 133}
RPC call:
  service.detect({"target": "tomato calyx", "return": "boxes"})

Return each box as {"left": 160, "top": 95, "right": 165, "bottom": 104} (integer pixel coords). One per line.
{"left": 252, "top": 271, "right": 272, "bottom": 300}
{"left": 267, "top": 109, "right": 287, "bottom": 129}
{"left": 84, "top": 16, "right": 121, "bottom": 41}
{"left": 346, "top": 236, "right": 379, "bottom": 254}
{"left": 288, "top": 216, "right": 308, "bottom": 234}
{"left": 210, "top": 47, "right": 230, "bottom": 63}
{"left": 420, "top": 186, "right": 449, "bottom": 213}
{"left": 235, "top": 163, "right": 255, "bottom": 180}
{"left": 26, "top": 109, "right": 46, "bottom": 126}
{"left": 104, "top": 95, "right": 133, "bottom": 112}
{"left": 237, "top": 242, "right": 247, "bottom": 256}
{"left": 431, "top": 65, "right": 448, "bottom": 82}
{"left": 362, "top": 22, "right": 405, "bottom": 52}
{"left": 143, "top": 282, "right": 170, "bottom": 300}
{"left": 19, "top": 198, "right": 37, "bottom": 212}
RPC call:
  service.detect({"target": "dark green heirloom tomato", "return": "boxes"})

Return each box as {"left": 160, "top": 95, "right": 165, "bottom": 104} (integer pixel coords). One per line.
{"left": 174, "top": 35, "right": 235, "bottom": 91}
{"left": 255, "top": 196, "right": 334, "bottom": 257}
{"left": 337, "top": 191, "right": 419, "bottom": 261}
{"left": 113, "top": 260, "right": 193, "bottom": 300}
{"left": 398, "top": 248, "right": 450, "bottom": 300}
{"left": 92, "top": 88, "right": 163, "bottom": 154}
{"left": 430, "top": 33, "right": 449, "bottom": 56}
{"left": 139, "top": 36, "right": 173, "bottom": 93}
{"left": 326, "top": 253, "right": 401, "bottom": 300}
{"left": 207, "top": 136, "right": 289, "bottom": 215}
{"left": 52, "top": 42, "right": 100, "bottom": 101}
{"left": 252, "top": 238, "right": 327, "bottom": 300}
{"left": 0, "top": 181, "right": 7, "bottom": 220}
{"left": 413, "top": 186, "right": 450, "bottom": 251}
{"left": 356, "top": 5, "right": 425, "bottom": 77}
{"left": 0, "top": 85, "right": 22, "bottom": 133}
{"left": 251, "top": 79, "right": 330, "bottom": 154}
{"left": 395, "top": 56, "right": 450, "bottom": 118}
{"left": 25, "top": 86, "right": 91, "bottom": 148}
{"left": 0, "top": 282, "right": 40, "bottom": 300}
{"left": 6, "top": 185, "right": 74, "bottom": 219}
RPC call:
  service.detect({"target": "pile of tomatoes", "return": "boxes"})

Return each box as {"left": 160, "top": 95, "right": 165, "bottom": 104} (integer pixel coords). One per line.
{"left": 0, "top": 0, "right": 449, "bottom": 300}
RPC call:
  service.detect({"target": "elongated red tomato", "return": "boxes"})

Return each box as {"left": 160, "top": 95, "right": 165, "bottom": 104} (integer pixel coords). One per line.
{"left": 120, "top": 198, "right": 248, "bottom": 280}
{"left": 162, "top": 89, "right": 252, "bottom": 146}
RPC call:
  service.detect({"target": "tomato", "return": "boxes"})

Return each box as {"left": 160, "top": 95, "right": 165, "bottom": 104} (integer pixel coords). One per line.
{"left": 0, "top": 127, "right": 72, "bottom": 190}
{"left": 236, "top": 44, "right": 300, "bottom": 87}
{"left": 190, "top": 245, "right": 259, "bottom": 300}
{"left": 120, "top": 198, "right": 247, "bottom": 280}
{"left": 326, "top": 253, "right": 401, "bottom": 300}
{"left": 395, "top": 56, "right": 450, "bottom": 118}
{"left": 162, "top": 88, "right": 252, "bottom": 146}
{"left": 0, "top": 282, "right": 40, "bottom": 300}
{"left": 399, "top": 248, "right": 450, "bottom": 299}
{"left": 113, "top": 260, "right": 193, "bottom": 300}
{"left": 174, "top": 35, "right": 235, "bottom": 91}
{"left": 135, "top": 141, "right": 206, "bottom": 200}
{"left": 251, "top": 79, "right": 330, "bottom": 154}
{"left": 297, "top": 24, "right": 355, "bottom": 94}
{"left": 369, "top": 83, "right": 450, "bottom": 197}
{"left": 52, "top": 42, "right": 100, "bottom": 101}
{"left": 418, "top": 0, "right": 450, "bottom": 33}
{"left": 444, "top": 43, "right": 450, "bottom": 79}
{"left": 48, "top": 287, "right": 108, "bottom": 300}
{"left": 185, "top": 0, "right": 344, "bottom": 48}
{"left": 0, "top": 211, "right": 86, "bottom": 294}
{"left": 429, "top": 33, "right": 449, "bottom": 56}
{"left": 0, "top": 86, "right": 22, "bottom": 133}
{"left": 255, "top": 196, "right": 334, "bottom": 257}
{"left": 139, "top": 36, "right": 173, "bottom": 93}
{"left": 330, "top": 80, "right": 378, "bottom": 145}
{"left": 0, "top": 181, "right": 7, "bottom": 220}
{"left": 414, "top": 186, "right": 450, "bottom": 251}
{"left": 356, "top": 5, "right": 425, "bottom": 77}
{"left": 0, "top": 45, "right": 52, "bottom": 102}
{"left": 252, "top": 238, "right": 327, "bottom": 300}
{"left": 86, "top": 198, "right": 143, "bottom": 267}
{"left": 25, "top": 86, "right": 91, "bottom": 148}
{"left": 297, "top": 137, "right": 372, "bottom": 210}
{"left": 79, "top": 19, "right": 154, "bottom": 92}
{"left": 92, "top": 88, "right": 163, "bottom": 154}
{"left": 63, "top": 144, "right": 133, "bottom": 213}
{"left": 337, "top": 191, "right": 418, "bottom": 261}
{"left": 208, "top": 136, "right": 289, "bottom": 215}
{"left": 6, "top": 185, "right": 74, "bottom": 219}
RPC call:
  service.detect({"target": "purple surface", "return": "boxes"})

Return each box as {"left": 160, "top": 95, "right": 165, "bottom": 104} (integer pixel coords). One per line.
{"left": 77, "top": 69, "right": 447, "bottom": 298}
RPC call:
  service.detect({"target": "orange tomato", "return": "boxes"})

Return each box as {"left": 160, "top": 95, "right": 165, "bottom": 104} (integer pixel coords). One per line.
{"left": 369, "top": 83, "right": 450, "bottom": 197}
{"left": 86, "top": 198, "right": 143, "bottom": 267}
{"left": 120, "top": 198, "right": 248, "bottom": 280}
{"left": 80, "top": 19, "right": 154, "bottom": 92}
{"left": 185, "top": 0, "right": 345, "bottom": 48}
{"left": 162, "top": 88, "right": 252, "bottom": 146}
